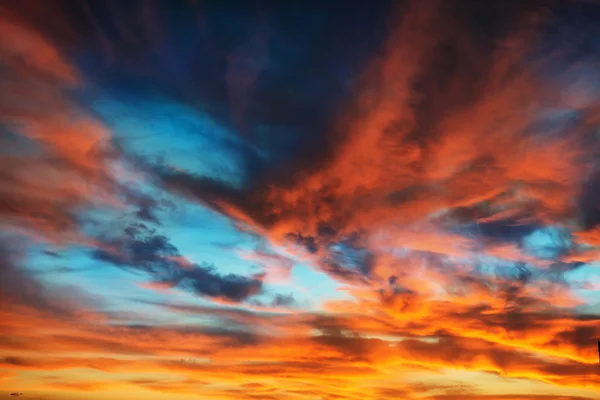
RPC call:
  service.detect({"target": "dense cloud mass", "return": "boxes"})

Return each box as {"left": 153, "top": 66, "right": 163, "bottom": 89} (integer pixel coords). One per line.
{"left": 92, "top": 222, "right": 264, "bottom": 302}
{"left": 0, "top": 1, "right": 599, "bottom": 399}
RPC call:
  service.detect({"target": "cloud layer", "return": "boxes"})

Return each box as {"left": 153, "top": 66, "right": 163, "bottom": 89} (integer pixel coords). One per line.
{"left": 0, "top": 1, "right": 599, "bottom": 399}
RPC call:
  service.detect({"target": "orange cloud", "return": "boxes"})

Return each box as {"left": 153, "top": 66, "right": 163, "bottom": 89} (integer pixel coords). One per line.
{"left": 0, "top": 8, "right": 118, "bottom": 241}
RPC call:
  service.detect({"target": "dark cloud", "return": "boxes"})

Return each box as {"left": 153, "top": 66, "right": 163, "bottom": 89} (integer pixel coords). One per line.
{"left": 326, "top": 235, "right": 376, "bottom": 277}
{"left": 313, "top": 334, "right": 383, "bottom": 362}
{"left": 147, "top": 166, "right": 264, "bottom": 223}
{"left": 476, "top": 220, "right": 540, "bottom": 243}
{"left": 190, "top": 326, "right": 261, "bottom": 347}
{"left": 545, "top": 325, "right": 597, "bottom": 351}
{"left": 270, "top": 293, "right": 296, "bottom": 307}
{"left": 438, "top": 204, "right": 542, "bottom": 245}
{"left": 122, "top": 188, "right": 171, "bottom": 225}
{"left": 42, "top": 250, "right": 61, "bottom": 258}
{"left": 123, "top": 323, "right": 261, "bottom": 348}
{"left": 92, "top": 223, "right": 177, "bottom": 274}
{"left": 544, "top": 261, "right": 586, "bottom": 284}
{"left": 579, "top": 167, "right": 600, "bottom": 230}
{"left": 285, "top": 233, "right": 319, "bottom": 254}
{"left": 250, "top": 293, "right": 299, "bottom": 309}
{"left": 176, "top": 266, "right": 263, "bottom": 303}
{"left": 92, "top": 222, "right": 263, "bottom": 302}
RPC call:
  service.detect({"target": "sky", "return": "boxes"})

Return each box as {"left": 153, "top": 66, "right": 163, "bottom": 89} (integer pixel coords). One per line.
{"left": 0, "top": 0, "right": 599, "bottom": 399}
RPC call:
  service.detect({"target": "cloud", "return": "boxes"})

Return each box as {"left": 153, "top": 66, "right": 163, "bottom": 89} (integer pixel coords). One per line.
{"left": 148, "top": 0, "right": 597, "bottom": 285}
{"left": 0, "top": 297, "right": 597, "bottom": 398}
{"left": 0, "top": 6, "right": 121, "bottom": 243}
{"left": 1, "top": 1, "right": 600, "bottom": 400}
{"left": 92, "top": 222, "right": 264, "bottom": 302}
{"left": 429, "top": 396, "right": 597, "bottom": 400}
{"left": 578, "top": 167, "right": 600, "bottom": 230}
{"left": 176, "top": 266, "right": 264, "bottom": 302}
{"left": 270, "top": 293, "right": 296, "bottom": 307}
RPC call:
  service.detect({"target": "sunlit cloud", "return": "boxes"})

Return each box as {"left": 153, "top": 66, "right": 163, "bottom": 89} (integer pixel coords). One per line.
{"left": 0, "top": 1, "right": 599, "bottom": 399}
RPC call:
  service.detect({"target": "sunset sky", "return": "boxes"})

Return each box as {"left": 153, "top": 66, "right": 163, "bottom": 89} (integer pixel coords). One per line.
{"left": 0, "top": 0, "right": 599, "bottom": 399}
